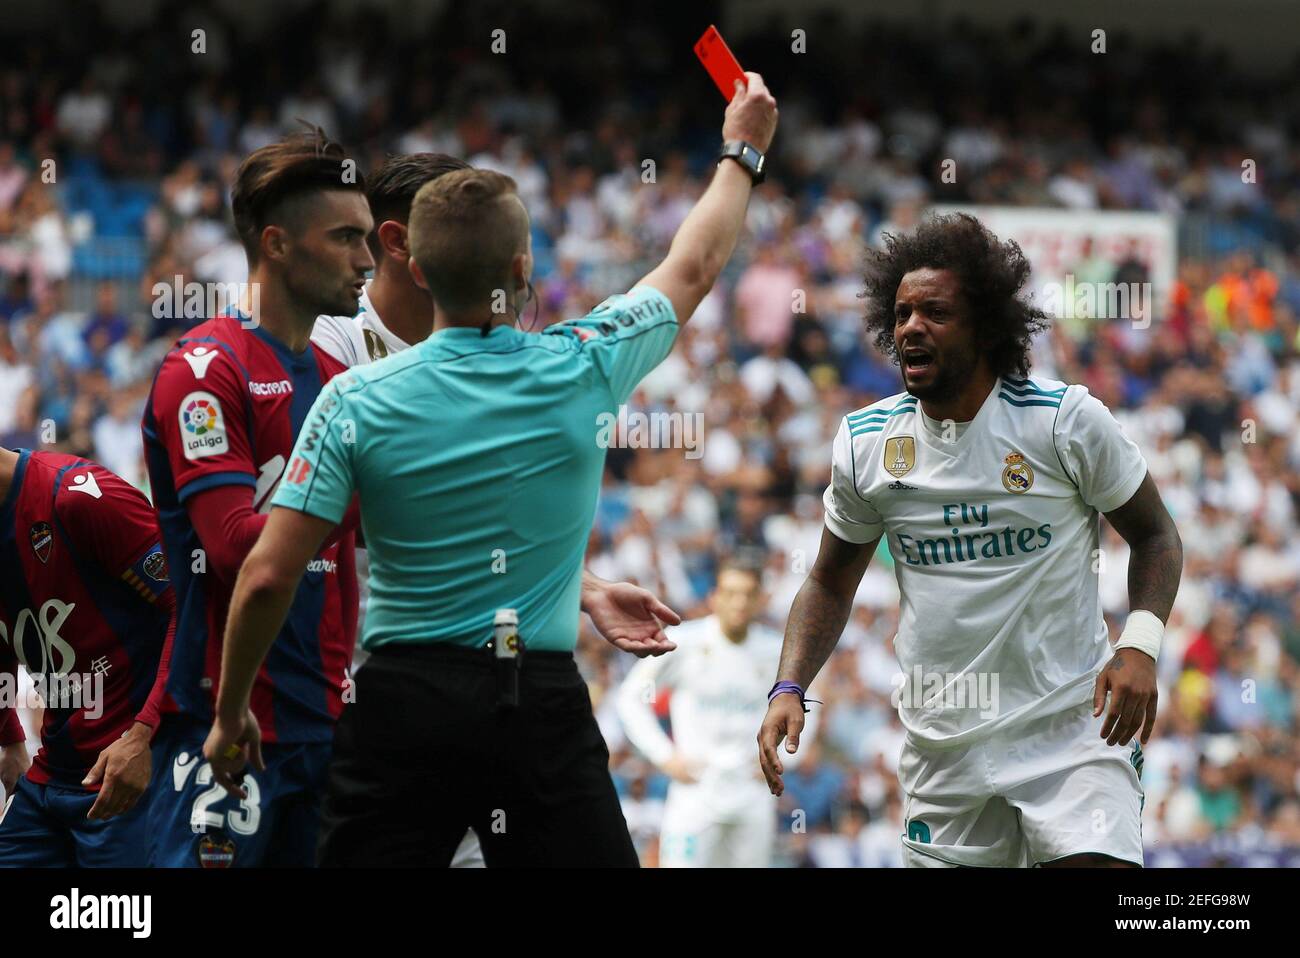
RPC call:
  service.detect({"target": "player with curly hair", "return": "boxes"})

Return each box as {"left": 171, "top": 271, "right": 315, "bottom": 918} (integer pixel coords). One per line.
{"left": 760, "top": 212, "right": 1184, "bottom": 868}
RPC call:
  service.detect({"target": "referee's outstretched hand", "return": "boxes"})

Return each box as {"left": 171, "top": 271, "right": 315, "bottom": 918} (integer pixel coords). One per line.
{"left": 723, "top": 71, "right": 778, "bottom": 154}
{"left": 584, "top": 579, "right": 681, "bottom": 657}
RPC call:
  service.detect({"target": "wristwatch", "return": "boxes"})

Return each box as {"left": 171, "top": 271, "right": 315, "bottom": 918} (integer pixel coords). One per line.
{"left": 717, "top": 140, "right": 766, "bottom": 184}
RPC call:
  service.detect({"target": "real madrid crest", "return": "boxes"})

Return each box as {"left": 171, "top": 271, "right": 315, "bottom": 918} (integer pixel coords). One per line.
{"left": 883, "top": 435, "right": 916, "bottom": 478}
{"left": 1001, "top": 451, "right": 1034, "bottom": 493}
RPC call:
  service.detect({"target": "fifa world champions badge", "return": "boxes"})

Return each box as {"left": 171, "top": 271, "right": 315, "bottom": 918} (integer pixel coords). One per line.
{"left": 1002, "top": 452, "right": 1035, "bottom": 493}
{"left": 883, "top": 435, "right": 916, "bottom": 478}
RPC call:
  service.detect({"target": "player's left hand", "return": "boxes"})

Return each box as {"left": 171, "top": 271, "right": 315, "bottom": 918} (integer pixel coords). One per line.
{"left": 84, "top": 721, "right": 152, "bottom": 820}
{"left": 582, "top": 578, "right": 682, "bottom": 657}
{"left": 203, "top": 708, "right": 265, "bottom": 799}
{"left": 1093, "top": 648, "right": 1158, "bottom": 746}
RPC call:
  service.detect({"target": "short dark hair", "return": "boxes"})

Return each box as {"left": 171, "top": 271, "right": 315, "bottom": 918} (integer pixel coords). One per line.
{"left": 717, "top": 556, "right": 764, "bottom": 586}
{"left": 862, "top": 212, "right": 1050, "bottom": 380}
{"left": 230, "top": 129, "right": 365, "bottom": 265}
{"left": 408, "top": 169, "right": 529, "bottom": 314}
{"left": 366, "top": 152, "right": 471, "bottom": 255}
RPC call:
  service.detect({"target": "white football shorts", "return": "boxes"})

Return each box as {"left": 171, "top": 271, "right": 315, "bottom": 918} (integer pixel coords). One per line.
{"left": 898, "top": 699, "right": 1144, "bottom": 868}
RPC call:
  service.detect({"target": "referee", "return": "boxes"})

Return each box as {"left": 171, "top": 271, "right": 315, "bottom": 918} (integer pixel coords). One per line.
{"left": 205, "top": 73, "right": 778, "bottom": 866}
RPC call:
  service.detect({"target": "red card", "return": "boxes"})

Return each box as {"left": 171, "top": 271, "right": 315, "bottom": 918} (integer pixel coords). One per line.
{"left": 694, "top": 25, "right": 747, "bottom": 101}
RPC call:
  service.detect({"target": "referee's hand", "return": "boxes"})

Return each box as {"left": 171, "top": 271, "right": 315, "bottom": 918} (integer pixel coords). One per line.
{"left": 583, "top": 579, "right": 681, "bottom": 657}
{"left": 723, "top": 71, "right": 778, "bottom": 154}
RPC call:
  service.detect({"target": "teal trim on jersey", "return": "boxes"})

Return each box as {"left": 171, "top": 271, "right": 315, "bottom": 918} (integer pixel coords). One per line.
{"left": 849, "top": 426, "right": 884, "bottom": 436}
{"left": 848, "top": 399, "right": 917, "bottom": 433}
{"left": 907, "top": 819, "right": 932, "bottom": 843}
{"left": 848, "top": 396, "right": 917, "bottom": 423}
{"left": 997, "top": 391, "right": 1062, "bottom": 408}
{"left": 1001, "top": 379, "right": 1067, "bottom": 398}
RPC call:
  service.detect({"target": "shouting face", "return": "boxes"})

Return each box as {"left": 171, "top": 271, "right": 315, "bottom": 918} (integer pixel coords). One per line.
{"left": 892, "top": 267, "right": 981, "bottom": 404}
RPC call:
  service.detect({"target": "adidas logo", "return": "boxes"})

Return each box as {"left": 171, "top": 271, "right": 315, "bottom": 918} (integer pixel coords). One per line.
{"left": 888, "top": 480, "right": 919, "bottom": 490}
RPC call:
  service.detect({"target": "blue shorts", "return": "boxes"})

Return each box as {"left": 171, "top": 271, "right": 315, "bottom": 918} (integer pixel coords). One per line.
{"left": 0, "top": 775, "right": 150, "bottom": 867}
{"left": 147, "top": 718, "right": 332, "bottom": 868}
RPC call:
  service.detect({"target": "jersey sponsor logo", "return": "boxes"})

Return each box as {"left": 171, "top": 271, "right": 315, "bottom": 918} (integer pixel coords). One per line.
{"left": 29, "top": 522, "right": 52, "bottom": 563}
{"left": 305, "top": 557, "right": 337, "bottom": 574}
{"left": 888, "top": 480, "right": 919, "bottom": 491}
{"left": 179, "top": 391, "right": 229, "bottom": 460}
{"left": 894, "top": 502, "right": 1054, "bottom": 568}
{"left": 181, "top": 345, "right": 220, "bottom": 379}
{"left": 1001, "top": 451, "right": 1035, "bottom": 493}
{"left": 143, "top": 550, "right": 169, "bottom": 582}
{"left": 248, "top": 379, "right": 293, "bottom": 396}
{"left": 286, "top": 457, "right": 311, "bottom": 485}
{"left": 883, "top": 435, "right": 916, "bottom": 478}
{"left": 67, "top": 472, "right": 103, "bottom": 499}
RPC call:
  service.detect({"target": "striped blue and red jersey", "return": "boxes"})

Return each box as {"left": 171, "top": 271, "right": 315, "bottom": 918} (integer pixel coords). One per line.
{"left": 141, "top": 315, "right": 357, "bottom": 744}
{"left": 0, "top": 450, "right": 173, "bottom": 788}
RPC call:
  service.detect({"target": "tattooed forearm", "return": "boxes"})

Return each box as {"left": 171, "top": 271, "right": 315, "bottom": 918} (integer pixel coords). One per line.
{"left": 777, "top": 527, "right": 878, "bottom": 687}
{"left": 777, "top": 573, "right": 856, "bottom": 688}
{"left": 1103, "top": 473, "right": 1184, "bottom": 624}
{"left": 1125, "top": 530, "right": 1183, "bottom": 623}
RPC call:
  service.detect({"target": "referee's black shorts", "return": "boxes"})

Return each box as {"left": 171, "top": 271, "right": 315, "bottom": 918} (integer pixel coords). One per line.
{"left": 316, "top": 642, "right": 639, "bottom": 867}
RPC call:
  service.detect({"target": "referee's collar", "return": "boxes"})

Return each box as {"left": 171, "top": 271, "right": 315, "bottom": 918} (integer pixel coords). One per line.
{"left": 429, "top": 324, "right": 517, "bottom": 343}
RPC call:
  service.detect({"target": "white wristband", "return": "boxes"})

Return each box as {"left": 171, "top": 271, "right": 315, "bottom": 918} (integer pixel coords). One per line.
{"left": 1113, "top": 609, "right": 1164, "bottom": 661}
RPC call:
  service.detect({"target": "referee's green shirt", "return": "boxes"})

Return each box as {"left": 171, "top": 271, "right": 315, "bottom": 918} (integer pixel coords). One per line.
{"left": 272, "top": 285, "right": 678, "bottom": 651}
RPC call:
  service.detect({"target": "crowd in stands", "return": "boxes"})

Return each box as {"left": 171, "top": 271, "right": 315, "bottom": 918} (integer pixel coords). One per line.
{"left": 2, "top": 2, "right": 1298, "bottom": 866}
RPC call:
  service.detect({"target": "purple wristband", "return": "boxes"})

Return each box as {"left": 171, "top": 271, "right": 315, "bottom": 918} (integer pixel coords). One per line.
{"left": 768, "top": 680, "right": 805, "bottom": 705}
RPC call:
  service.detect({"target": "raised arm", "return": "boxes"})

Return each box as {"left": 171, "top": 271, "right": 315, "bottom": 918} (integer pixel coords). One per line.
{"left": 635, "top": 72, "right": 777, "bottom": 325}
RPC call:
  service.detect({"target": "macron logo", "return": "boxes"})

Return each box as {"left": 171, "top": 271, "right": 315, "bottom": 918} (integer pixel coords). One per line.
{"left": 181, "top": 346, "right": 219, "bottom": 379}
{"left": 68, "top": 473, "right": 102, "bottom": 499}
{"left": 50, "top": 888, "right": 151, "bottom": 939}
{"left": 248, "top": 379, "right": 293, "bottom": 396}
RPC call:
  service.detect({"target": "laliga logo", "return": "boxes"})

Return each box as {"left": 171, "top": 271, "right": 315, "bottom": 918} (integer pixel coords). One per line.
{"left": 182, "top": 398, "right": 219, "bottom": 435}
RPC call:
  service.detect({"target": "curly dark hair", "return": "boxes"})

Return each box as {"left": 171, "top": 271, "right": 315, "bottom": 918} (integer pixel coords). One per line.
{"left": 861, "top": 212, "right": 1050, "bottom": 379}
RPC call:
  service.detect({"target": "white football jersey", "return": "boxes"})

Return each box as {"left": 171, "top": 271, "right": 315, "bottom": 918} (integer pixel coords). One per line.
{"left": 823, "top": 374, "right": 1147, "bottom": 750}
{"left": 312, "top": 285, "right": 410, "bottom": 366}
{"left": 616, "top": 614, "right": 815, "bottom": 817}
